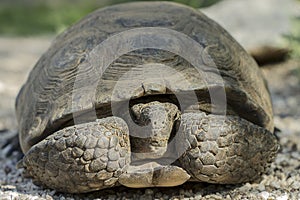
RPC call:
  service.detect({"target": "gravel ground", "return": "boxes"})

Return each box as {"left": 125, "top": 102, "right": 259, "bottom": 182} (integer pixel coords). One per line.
{"left": 0, "top": 37, "right": 300, "bottom": 200}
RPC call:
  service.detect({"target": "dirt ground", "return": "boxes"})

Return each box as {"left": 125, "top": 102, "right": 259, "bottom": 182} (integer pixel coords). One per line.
{"left": 0, "top": 37, "right": 299, "bottom": 199}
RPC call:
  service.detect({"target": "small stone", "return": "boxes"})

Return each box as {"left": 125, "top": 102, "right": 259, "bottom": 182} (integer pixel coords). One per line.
{"left": 257, "top": 183, "right": 266, "bottom": 192}
{"left": 259, "top": 191, "right": 270, "bottom": 199}
{"left": 270, "top": 181, "right": 281, "bottom": 189}
{"left": 155, "top": 192, "right": 162, "bottom": 198}
{"left": 4, "top": 165, "right": 12, "bottom": 174}
{"left": 276, "top": 194, "right": 289, "bottom": 200}
{"left": 45, "top": 194, "right": 53, "bottom": 200}
{"left": 185, "top": 189, "right": 193, "bottom": 197}
{"left": 107, "top": 195, "right": 117, "bottom": 200}
{"left": 179, "top": 189, "right": 185, "bottom": 196}
{"left": 291, "top": 181, "right": 300, "bottom": 190}
{"left": 195, "top": 192, "right": 203, "bottom": 199}
{"left": 163, "top": 194, "right": 170, "bottom": 200}
{"left": 145, "top": 189, "right": 153, "bottom": 195}
{"left": 204, "top": 194, "right": 223, "bottom": 200}
{"left": 239, "top": 183, "right": 252, "bottom": 193}
{"left": 291, "top": 152, "right": 300, "bottom": 160}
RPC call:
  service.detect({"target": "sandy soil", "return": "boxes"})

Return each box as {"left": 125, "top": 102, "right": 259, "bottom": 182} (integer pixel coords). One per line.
{"left": 0, "top": 37, "right": 299, "bottom": 200}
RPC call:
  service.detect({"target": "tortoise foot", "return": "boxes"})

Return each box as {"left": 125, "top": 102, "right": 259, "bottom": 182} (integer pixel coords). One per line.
{"left": 18, "top": 117, "right": 131, "bottom": 193}
{"left": 177, "top": 112, "right": 279, "bottom": 184}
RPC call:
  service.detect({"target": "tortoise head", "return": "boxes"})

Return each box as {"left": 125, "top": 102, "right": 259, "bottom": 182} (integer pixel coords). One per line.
{"left": 129, "top": 101, "right": 180, "bottom": 161}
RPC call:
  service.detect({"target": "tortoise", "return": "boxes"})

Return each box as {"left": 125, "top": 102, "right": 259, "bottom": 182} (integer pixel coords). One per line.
{"left": 16, "top": 1, "right": 279, "bottom": 193}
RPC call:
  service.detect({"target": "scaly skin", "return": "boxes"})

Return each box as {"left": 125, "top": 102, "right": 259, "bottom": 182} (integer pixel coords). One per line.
{"left": 19, "top": 117, "right": 131, "bottom": 193}
{"left": 18, "top": 102, "right": 279, "bottom": 193}
{"left": 176, "top": 112, "right": 279, "bottom": 184}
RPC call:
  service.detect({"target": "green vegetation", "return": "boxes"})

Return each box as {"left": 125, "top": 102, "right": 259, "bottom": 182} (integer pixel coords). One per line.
{"left": 0, "top": 1, "right": 102, "bottom": 35}
{"left": 285, "top": 17, "right": 300, "bottom": 59}
{"left": 285, "top": 10, "right": 300, "bottom": 79}
{"left": 285, "top": 0, "right": 300, "bottom": 59}
{"left": 0, "top": 0, "right": 221, "bottom": 36}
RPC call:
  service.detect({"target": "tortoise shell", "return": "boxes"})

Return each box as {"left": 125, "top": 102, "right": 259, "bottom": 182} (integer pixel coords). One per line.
{"left": 16, "top": 1, "right": 273, "bottom": 156}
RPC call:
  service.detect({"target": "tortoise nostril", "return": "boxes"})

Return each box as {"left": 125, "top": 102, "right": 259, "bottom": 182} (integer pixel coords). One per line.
{"left": 151, "top": 141, "right": 159, "bottom": 146}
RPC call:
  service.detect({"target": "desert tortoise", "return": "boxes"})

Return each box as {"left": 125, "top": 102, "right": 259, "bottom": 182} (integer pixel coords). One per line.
{"left": 16, "top": 2, "right": 279, "bottom": 193}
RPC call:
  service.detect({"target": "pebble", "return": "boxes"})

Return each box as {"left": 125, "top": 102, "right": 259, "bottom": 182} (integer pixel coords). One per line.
{"left": 291, "top": 152, "right": 300, "bottom": 160}
{"left": 270, "top": 181, "right": 281, "bottom": 189}
{"left": 275, "top": 193, "right": 289, "bottom": 200}
{"left": 155, "top": 192, "right": 162, "bottom": 198}
{"left": 107, "top": 194, "right": 117, "bottom": 200}
{"left": 145, "top": 189, "right": 153, "bottom": 195}
{"left": 162, "top": 194, "right": 169, "bottom": 200}
{"left": 45, "top": 194, "right": 53, "bottom": 200}
{"left": 259, "top": 191, "right": 270, "bottom": 199}
{"left": 239, "top": 183, "right": 252, "bottom": 193}
{"left": 257, "top": 184, "right": 266, "bottom": 192}
{"left": 291, "top": 181, "right": 300, "bottom": 190}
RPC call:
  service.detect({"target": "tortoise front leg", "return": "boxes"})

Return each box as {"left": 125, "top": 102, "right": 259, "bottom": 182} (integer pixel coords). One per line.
{"left": 18, "top": 117, "right": 131, "bottom": 193}
{"left": 177, "top": 112, "right": 279, "bottom": 184}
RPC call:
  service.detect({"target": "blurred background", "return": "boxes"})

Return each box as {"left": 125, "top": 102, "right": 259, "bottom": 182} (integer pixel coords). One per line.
{"left": 0, "top": 0, "right": 220, "bottom": 35}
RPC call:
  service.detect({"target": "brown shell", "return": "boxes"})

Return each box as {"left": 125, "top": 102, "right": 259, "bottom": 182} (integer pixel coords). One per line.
{"left": 16, "top": 2, "right": 273, "bottom": 153}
